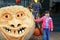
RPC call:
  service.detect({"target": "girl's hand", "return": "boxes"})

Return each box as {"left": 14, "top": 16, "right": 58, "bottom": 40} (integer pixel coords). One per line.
{"left": 51, "top": 29, "right": 53, "bottom": 31}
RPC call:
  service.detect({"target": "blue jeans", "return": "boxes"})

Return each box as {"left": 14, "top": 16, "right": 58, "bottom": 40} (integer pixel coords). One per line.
{"left": 43, "top": 28, "right": 50, "bottom": 40}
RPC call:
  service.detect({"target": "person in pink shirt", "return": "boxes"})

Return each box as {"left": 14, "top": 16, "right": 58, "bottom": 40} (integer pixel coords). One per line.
{"left": 34, "top": 11, "right": 53, "bottom": 40}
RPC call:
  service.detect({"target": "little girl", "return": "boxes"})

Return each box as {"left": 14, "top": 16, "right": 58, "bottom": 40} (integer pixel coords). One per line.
{"left": 34, "top": 11, "right": 53, "bottom": 40}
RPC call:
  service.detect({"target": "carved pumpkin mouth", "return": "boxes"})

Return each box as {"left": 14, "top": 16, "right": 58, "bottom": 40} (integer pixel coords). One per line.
{"left": 3, "top": 27, "right": 26, "bottom": 34}
{"left": 2, "top": 26, "right": 26, "bottom": 38}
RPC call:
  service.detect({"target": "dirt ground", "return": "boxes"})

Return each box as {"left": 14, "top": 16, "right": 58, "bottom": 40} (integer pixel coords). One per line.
{"left": 29, "top": 32, "right": 60, "bottom": 40}
{"left": 0, "top": 32, "right": 60, "bottom": 40}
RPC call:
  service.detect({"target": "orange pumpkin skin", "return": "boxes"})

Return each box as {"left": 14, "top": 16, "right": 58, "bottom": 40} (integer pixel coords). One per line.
{"left": 34, "top": 28, "right": 40, "bottom": 36}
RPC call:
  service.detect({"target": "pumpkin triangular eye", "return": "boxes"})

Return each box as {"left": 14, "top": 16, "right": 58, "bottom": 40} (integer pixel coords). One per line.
{"left": 1, "top": 13, "right": 12, "bottom": 20}
{"left": 17, "top": 13, "right": 24, "bottom": 17}
{"left": 5, "top": 15, "right": 8, "bottom": 18}
{"left": 16, "top": 11, "right": 25, "bottom": 20}
{"left": 17, "top": 11, "right": 25, "bottom": 17}
{"left": 21, "top": 14, "right": 23, "bottom": 16}
{"left": 17, "top": 15, "right": 20, "bottom": 17}
{"left": 17, "top": 13, "right": 23, "bottom": 17}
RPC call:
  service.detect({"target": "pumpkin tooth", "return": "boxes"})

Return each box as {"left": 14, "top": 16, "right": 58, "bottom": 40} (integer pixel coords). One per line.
{"left": 18, "top": 29, "right": 22, "bottom": 34}
{"left": 6, "top": 29, "right": 11, "bottom": 33}
{"left": 22, "top": 30, "right": 24, "bottom": 33}
{"left": 8, "top": 30, "right": 11, "bottom": 33}
{"left": 4, "top": 27, "right": 11, "bottom": 33}
{"left": 19, "top": 31, "right": 22, "bottom": 34}
{"left": 18, "top": 27, "right": 26, "bottom": 34}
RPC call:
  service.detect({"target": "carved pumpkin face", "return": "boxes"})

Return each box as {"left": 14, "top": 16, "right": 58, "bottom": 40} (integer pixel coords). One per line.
{"left": 0, "top": 6, "right": 35, "bottom": 40}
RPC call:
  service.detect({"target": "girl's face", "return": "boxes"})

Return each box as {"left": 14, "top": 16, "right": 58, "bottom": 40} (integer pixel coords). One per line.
{"left": 45, "top": 13, "right": 50, "bottom": 17}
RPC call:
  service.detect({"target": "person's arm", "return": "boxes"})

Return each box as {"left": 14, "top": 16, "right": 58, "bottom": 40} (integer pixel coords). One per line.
{"left": 34, "top": 17, "right": 43, "bottom": 22}
{"left": 50, "top": 18, "right": 53, "bottom": 31}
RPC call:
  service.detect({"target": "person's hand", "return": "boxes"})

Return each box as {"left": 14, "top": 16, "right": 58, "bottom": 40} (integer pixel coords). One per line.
{"left": 51, "top": 29, "right": 53, "bottom": 31}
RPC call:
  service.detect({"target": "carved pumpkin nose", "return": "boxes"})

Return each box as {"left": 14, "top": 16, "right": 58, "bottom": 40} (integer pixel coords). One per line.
{"left": 17, "top": 24, "right": 21, "bottom": 27}
{"left": 10, "top": 24, "right": 15, "bottom": 27}
{"left": 10, "top": 24, "right": 21, "bottom": 27}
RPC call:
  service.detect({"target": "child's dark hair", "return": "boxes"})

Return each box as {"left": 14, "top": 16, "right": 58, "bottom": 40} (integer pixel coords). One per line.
{"left": 44, "top": 10, "right": 52, "bottom": 17}
{"left": 44, "top": 11, "right": 50, "bottom": 14}
{"left": 41, "top": 10, "right": 52, "bottom": 17}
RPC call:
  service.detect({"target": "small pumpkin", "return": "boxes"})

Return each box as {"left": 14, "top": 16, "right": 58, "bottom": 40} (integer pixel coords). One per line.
{"left": 34, "top": 28, "right": 40, "bottom": 36}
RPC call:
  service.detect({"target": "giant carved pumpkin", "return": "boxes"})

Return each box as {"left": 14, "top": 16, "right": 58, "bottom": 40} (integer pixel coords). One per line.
{"left": 0, "top": 6, "right": 35, "bottom": 40}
